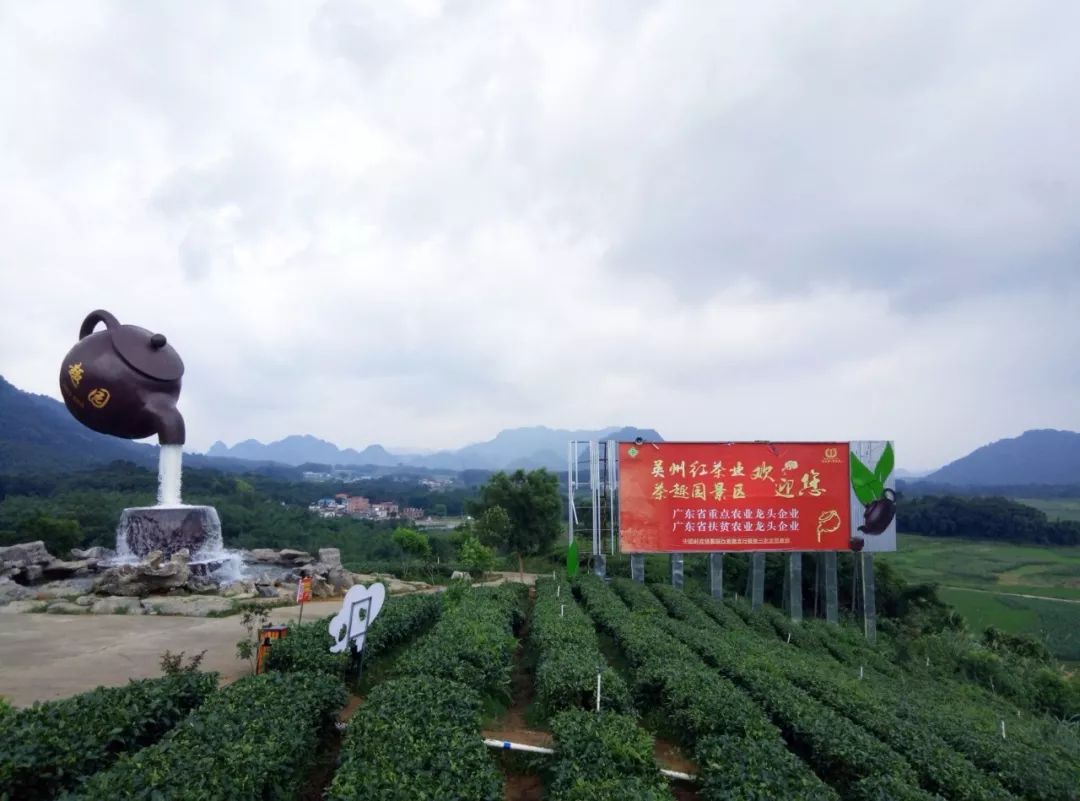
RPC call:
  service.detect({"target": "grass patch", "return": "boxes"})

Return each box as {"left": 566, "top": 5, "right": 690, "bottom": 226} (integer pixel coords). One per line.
{"left": 939, "top": 587, "right": 1080, "bottom": 661}
{"left": 882, "top": 534, "right": 1080, "bottom": 598}
{"left": 1014, "top": 497, "right": 1080, "bottom": 523}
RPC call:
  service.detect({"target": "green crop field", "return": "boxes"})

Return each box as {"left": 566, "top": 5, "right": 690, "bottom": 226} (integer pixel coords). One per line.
{"left": 882, "top": 534, "right": 1080, "bottom": 661}
{"left": 883, "top": 534, "right": 1080, "bottom": 599}
{"left": 1015, "top": 497, "right": 1080, "bottom": 523}
{"left": 4, "top": 579, "right": 1079, "bottom": 800}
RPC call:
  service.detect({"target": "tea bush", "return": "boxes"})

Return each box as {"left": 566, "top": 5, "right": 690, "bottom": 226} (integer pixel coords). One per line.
{"left": 548, "top": 709, "right": 673, "bottom": 801}
{"left": 670, "top": 586, "right": 1080, "bottom": 801}
{"left": 326, "top": 675, "right": 502, "bottom": 801}
{"left": 67, "top": 671, "right": 345, "bottom": 801}
{"left": 395, "top": 583, "right": 521, "bottom": 699}
{"left": 695, "top": 734, "right": 838, "bottom": 801}
{"left": 574, "top": 576, "right": 838, "bottom": 798}
{"left": 264, "top": 592, "right": 441, "bottom": 677}
{"left": 531, "top": 577, "right": 631, "bottom": 715}
{"left": 0, "top": 671, "right": 216, "bottom": 801}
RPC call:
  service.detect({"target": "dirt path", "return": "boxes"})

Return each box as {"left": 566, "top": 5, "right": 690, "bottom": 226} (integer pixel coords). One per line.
{"left": 942, "top": 585, "right": 1080, "bottom": 604}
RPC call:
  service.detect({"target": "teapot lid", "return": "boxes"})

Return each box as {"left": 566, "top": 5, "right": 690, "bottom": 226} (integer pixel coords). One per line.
{"left": 112, "top": 324, "right": 185, "bottom": 382}
{"left": 80, "top": 310, "right": 184, "bottom": 382}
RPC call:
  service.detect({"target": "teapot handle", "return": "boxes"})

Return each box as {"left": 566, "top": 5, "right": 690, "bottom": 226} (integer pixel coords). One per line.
{"left": 79, "top": 310, "right": 120, "bottom": 340}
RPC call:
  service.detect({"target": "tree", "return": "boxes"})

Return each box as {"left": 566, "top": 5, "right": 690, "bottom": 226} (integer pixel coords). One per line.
{"left": 473, "top": 469, "right": 562, "bottom": 576}
{"left": 432, "top": 503, "right": 448, "bottom": 518}
{"left": 392, "top": 526, "right": 431, "bottom": 577}
{"left": 458, "top": 535, "right": 495, "bottom": 578}
{"left": 235, "top": 605, "right": 272, "bottom": 674}
{"left": 475, "top": 505, "right": 511, "bottom": 548}
{"left": 18, "top": 514, "right": 82, "bottom": 557}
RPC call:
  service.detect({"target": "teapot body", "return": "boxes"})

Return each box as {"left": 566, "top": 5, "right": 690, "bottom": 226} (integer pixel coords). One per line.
{"left": 59, "top": 311, "right": 186, "bottom": 444}
{"left": 858, "top": 489, "right": 896, "bottom": 535}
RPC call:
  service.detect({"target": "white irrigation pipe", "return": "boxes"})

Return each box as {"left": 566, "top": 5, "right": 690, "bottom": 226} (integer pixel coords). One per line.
{"left": 482, "top": 739, "right": 696, "bottom": 783}
{"left": 484, "top": 738, "right": 554, "bottom": 755}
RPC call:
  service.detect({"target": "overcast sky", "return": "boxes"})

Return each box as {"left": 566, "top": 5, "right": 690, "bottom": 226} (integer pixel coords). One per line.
{"left": 2, "top": 1, "right": 1078, "bottom": 470}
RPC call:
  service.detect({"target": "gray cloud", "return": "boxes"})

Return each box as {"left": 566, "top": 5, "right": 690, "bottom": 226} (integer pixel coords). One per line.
{"left": 1, "top": 0, "right": 1078, "bottom": 470}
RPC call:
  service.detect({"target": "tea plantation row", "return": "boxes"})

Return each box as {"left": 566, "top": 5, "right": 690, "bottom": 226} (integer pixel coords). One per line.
{"left": 590, "top": 575, "right": 1079, "bottom": 801}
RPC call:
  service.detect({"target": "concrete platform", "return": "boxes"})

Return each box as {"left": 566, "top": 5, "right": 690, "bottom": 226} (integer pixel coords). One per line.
{"left": 0, "top": 601, "right": 342, "bottom": 707}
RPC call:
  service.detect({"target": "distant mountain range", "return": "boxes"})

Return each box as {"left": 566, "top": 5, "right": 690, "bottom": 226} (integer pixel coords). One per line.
{"left": 0, "top": 375, "right": 660, "bottom": 473}
{"left": 4, "top": 374, "right": 1078, "bottom": 484}
{"left": 923, "top": 429, "right": 1080, "bottom": 486}
{"left": 206, "top": 426, "right": 663, "bottom": 471}
{"left": 0, "top": 374, "right": 153, "bottom": 471}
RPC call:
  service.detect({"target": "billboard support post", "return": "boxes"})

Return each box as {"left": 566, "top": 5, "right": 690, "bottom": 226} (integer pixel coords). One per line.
{"left": 671, "top": 553, "right": 684, "bottom": 589}
{"left": 709, "top": 553, "right": 723, "bottom": 598}
{"left": 787, "top": 553, "right": 803, "bottom": 623}
{"left": 750, "top": 553, "right": 765, "bottom": 610}
{"left": 862, "top": 553, "right": 877, "bottom": 643}
{"left": 630, "top": 553, "right": 645, "bottom": 583}
{"left": 824, "top": 551, "right": 839, "bottom": 624}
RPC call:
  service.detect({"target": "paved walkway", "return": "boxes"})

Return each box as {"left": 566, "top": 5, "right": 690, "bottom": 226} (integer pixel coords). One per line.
{"left": 0, "top": 575, "right": 544, "bottom": 708}
{"left": 0, "top": 601, "right": 343, "bottom": 708}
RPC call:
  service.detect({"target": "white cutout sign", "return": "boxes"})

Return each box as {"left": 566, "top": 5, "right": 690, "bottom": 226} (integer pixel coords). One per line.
{"left": 328, "top": 583, "right": 386, "bottom": 654}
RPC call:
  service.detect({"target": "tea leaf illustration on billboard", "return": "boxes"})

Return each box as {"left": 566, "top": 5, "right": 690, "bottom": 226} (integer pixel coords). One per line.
{"left": 850, "top": 454, "right": 882, "bottom": 506}
{"left": 874, "top": 441, "right": 894, "bottom": 485}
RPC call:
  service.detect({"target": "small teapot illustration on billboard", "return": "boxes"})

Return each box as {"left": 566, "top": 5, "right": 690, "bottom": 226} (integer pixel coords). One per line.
{"left": 859, "top": 488, "right": 897, "bottom": 535}
{"left": 59, "top": 310, "right": 186, "bottom": 444}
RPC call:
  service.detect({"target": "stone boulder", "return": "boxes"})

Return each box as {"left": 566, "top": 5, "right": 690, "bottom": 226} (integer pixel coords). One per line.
{"left": 318, "top": 548, "right": 342, "bottom": 568}
{"left": 0, "top": 600, "right": 46, "bottom": 614}
{"left": 255, "top": 583, "right": 279, "bottom": 598}
{"left": 42, "top": 558, "right": 97, "bottom": 578}
{"left": 184, "top": 575, "right": 221, "bottom": 594}
{"left": 450, "top": 570, "right": 470, "bottom": 581}
{"left": 247, "top": 548, "right": 280, "bottom": 563}
{"left": 221, "top": 581, "right": 256, "bottom": 597}
{"left": 309, "top": 575, "right": 335, "bottom": 598}
{"left": 278, "top": 549, "right": 314, "bottom": 566}
{"left": 47, "top": 600, "right": 89, "bottom": 615}
{"left": 33, "top": 577, "right": 98, "bottom": 599}
{"left": 325, "top": 567, "right": 354, "bottom": 594}
{"left": 141, "top": 595, "right": 234, "bottom": 617}
{"left": 94, "top": 551, "right": 190, "bottom": 597}
{"left": 91, "top": 596, "right": 144, "bottom": 615}
{"left": 0, "top": 577, "right": 35, "bottom": 605}
{"left": 19, "top": 565, "right": 44, "bottom": 584}
{"left": 1, "top": 541, "right": 55, "bottom": 582}
{"left": 71, "top": 546, "right": 115, "bottom": 561}
{"left": 0, "top": 541, "right": 53, "bottom": 568}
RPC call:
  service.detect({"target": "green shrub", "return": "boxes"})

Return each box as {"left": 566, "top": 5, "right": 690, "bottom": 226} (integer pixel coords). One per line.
{"left": 0, "top": 672, "right": 217, "bottom": 801}
{"left": 849, "top": 775, "right": 946, "bottom": 801}
{"left": 548, "top": 710, "right": 672, "bottom": 801}
{"left": 696, "top": 734, "right": 838, "bottom": 801}
{"left": 396, "top": 585, "right": 519, "bottom": 698}
{"left": 531, "top": 578, "right": 631, "bottom": 715}
{"left": 265, "top": 593, "right": 440, "bottom": 677}
{"left": 574, "top": 577, "right": 834, "bottom": 797}
{"left": 67, "top": 672, "right": 345, "bottom": 801}
{"left": 327, "top": 675, "right": 502, "bottom": 800}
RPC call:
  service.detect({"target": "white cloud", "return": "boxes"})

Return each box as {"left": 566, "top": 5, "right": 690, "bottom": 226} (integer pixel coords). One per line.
{"left": 1, "top": 0, "right": 1078, "bottom": 470}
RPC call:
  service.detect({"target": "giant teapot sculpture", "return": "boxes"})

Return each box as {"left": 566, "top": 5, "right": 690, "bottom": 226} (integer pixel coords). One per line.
{"left": 59, "top": 310, "right": 186, "bottom": 444}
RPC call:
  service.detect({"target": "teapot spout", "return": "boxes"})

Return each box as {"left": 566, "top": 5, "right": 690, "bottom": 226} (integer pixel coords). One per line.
{"left": 147, "top": 396, "right": 186, "bottom": 446}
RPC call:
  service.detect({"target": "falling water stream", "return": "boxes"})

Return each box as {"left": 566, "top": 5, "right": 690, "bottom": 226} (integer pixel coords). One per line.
{"left": 112, "top": 444, "right": 245, "bottom": 583}
{"left": 157, "top": 444, "right": 184, "bottom": 507}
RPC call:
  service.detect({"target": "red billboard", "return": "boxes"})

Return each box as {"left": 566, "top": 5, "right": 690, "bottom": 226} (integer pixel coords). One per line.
{"left": 619, "top": 442, "right": 852, "bottom": 553}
